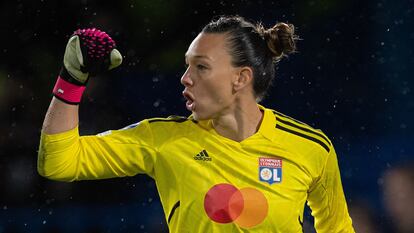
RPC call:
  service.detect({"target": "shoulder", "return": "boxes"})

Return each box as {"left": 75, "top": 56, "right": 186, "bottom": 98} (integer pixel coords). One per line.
{"left": 113, "top": 115, "right": 196, "bottom": 135}
{"left": 268, "top": 108, "right": 332, "bottom": 154}
{"left": 147, "top": 115, "right": 193, "bottom": 124}
{"left": 144, "top": 115, "right": 198, "bottom": 134}
{"left": 111, "top": 115, "right": 197, "bottom": 146}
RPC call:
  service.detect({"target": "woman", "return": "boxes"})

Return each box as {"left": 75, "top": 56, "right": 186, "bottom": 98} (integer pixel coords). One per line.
{"left": 38, "top": 16, "right": 355, "bottom": 232}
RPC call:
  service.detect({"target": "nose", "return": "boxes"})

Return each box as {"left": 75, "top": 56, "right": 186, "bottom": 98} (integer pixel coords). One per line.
{"left": 180, "top": 68, "right": 193, "bottom": 87}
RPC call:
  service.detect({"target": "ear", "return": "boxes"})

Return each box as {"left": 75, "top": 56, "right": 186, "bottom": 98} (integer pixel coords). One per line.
{"left": 233, "top": 66, "right": 254, "bottom": 92}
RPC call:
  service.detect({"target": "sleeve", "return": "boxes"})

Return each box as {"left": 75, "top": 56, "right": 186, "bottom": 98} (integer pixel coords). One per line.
{"left": 307, "top": 146, "right": 355, "bottom": 233}
{"left": 37, "top": 120, "right": 158, "bottom": 182}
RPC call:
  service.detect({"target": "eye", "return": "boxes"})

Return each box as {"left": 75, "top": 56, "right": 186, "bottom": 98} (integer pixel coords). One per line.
{"left": 197, "top": 64, "right": 207, "bottom": 70}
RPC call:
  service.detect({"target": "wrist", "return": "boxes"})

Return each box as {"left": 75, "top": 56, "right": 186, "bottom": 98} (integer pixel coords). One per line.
{"left": 52, "top": 76, "right": 86, "bottom": 105}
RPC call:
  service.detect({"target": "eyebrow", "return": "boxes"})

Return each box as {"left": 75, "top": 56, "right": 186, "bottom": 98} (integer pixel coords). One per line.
{"left": 184, "top": 54, "right": 212, "bottom": 61}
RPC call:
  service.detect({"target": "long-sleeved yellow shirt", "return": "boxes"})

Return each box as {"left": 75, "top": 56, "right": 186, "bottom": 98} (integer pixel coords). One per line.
{"left": 38, "top": 105, "right": 354, "bottom": 232}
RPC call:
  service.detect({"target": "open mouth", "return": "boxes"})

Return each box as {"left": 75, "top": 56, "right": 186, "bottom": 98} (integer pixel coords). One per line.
{"left": 182, "top": 91, "right": 195, "bottom": 111}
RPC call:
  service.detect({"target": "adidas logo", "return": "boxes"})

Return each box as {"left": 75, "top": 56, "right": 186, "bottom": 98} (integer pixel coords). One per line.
{"left": 193, "top": 150, "right": 212, "bottom": 161}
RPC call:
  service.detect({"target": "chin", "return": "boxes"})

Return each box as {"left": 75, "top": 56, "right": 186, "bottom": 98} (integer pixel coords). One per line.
{"left": 191, "top": 112, "right": 199, "bottom": 121}
{"left": 192, "top": 112, "right": 202, "bottom": 121}
{"left": 191, "top": 111, "right": 211, "bottom": 121}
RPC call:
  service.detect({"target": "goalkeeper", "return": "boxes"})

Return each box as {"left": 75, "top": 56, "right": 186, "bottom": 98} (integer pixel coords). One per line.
{"left": 38, "top": 16, "right": 355, "bottom": 232}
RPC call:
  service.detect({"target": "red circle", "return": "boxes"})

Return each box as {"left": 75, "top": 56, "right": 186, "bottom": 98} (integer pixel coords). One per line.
{"left": 204, "top": 183, "right": 244, "bottom": 223}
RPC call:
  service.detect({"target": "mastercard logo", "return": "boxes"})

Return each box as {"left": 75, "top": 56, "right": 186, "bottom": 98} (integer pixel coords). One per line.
{"left": 204, "top": 183, "right": 268, "bottom": 228}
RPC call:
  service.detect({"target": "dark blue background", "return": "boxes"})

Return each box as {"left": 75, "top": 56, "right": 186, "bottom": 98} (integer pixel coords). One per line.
{"left": 0, "top": 0, "right": 413, "bottom": 232}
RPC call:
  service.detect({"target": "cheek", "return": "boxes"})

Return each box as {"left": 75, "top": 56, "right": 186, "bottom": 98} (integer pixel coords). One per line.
{"left": 205, "top": 69, "right": 234, "bottom": 101}
{"left": 200, "top": 79, "right": 232, "bottom": 105}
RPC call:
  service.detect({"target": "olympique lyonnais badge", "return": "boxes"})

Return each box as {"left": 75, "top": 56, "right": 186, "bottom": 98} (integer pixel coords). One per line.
{"left": 259, "top": 157, "right": 282, "bottom": 184}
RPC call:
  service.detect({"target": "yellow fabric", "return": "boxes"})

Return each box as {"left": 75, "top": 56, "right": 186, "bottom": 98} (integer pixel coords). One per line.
{"left": 38, "top": 106, "right": 354, "bottom": 232}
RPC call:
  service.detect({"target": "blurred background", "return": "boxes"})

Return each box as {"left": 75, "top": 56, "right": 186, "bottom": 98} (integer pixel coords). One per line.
{"left": 1, "top": 0, "right": 413, "bottom": 232}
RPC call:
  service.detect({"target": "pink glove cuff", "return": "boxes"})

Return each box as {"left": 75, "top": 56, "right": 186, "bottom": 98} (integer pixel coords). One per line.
{"left": 52, "top": 76, "right": 86, "bottom": 104}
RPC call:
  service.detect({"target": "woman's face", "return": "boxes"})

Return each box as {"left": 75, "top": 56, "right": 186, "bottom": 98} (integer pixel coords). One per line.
{"left": 181, "top": 32, "right": 240, "bottom": 121}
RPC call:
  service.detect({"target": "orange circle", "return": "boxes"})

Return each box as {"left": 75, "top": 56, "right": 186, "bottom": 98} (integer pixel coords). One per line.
{"left": 230, "top": 187, "right": 268, "bottom": 228}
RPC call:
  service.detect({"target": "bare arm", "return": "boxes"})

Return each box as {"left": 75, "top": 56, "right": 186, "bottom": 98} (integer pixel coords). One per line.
{"left": 41, "top": 28, "right": 121, "bottom": 134}
{"left": 38, "top": 28, "right": 125, "bottom": 181}
{"left": 42, "top": 97, "right": 79, "bottom": 134}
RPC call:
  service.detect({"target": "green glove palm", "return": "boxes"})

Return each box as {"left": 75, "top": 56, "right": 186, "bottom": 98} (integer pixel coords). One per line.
{"left": 61, "top": 28, "right": 122, "bottom": 84}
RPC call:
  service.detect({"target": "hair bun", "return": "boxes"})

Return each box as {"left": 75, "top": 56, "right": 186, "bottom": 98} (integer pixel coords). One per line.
{"left": 263, "top": 23, "right": 297, "bottom": 61}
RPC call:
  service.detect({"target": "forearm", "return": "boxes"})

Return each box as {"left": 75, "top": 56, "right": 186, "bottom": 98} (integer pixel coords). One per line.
{"left": 42, "top": 97, "right": 79, "bottom": 134}
{"left": 38, "top": 28, "right": 123, "bottom": 181}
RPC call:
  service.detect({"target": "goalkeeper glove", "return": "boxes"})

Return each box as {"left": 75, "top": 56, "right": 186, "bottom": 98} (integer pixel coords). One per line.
{"left": 52, "top": 28, "right": 122, "bottom": 104}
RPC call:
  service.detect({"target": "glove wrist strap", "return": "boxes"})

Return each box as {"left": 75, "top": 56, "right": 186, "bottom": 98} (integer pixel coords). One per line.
{"left": 52, "top": 76, "right": 86, "bottom": 105}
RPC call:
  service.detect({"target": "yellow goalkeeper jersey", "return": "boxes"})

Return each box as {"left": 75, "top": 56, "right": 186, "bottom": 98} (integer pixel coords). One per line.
{"left": 38, "top": 105, "right": 354, "bottom": 233}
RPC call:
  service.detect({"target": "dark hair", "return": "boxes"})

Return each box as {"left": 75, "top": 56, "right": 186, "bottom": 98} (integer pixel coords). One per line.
{"left": 202, "top": 15, "right": 298, "bottom": 101}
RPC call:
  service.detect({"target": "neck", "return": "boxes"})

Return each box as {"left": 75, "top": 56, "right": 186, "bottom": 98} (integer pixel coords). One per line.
{"left": 212, "top": 100, "right": 263, "bottom": 142}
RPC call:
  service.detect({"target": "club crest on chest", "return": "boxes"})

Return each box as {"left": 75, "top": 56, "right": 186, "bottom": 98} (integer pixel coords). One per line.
{"left": 259, "top": 157, "right": 282, "bottom": 184}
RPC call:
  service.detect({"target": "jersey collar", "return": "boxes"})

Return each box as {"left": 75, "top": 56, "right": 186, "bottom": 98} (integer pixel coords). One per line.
{"left": 257, "top": 104, "right": 276, "bottom": 142}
